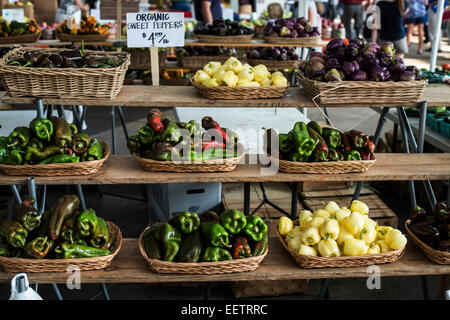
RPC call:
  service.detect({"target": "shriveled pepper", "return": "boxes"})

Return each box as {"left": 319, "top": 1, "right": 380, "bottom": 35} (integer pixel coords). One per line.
{"left": 24, "top": 145, "right": 64, "bottom": 162}
{"left": 89, "top": 217, "right": 109, "bottom": 249}
{"left": 27, "top": 137, "right": 44, "bottom": 149}
{"left": 29, "top": 117, "right": 53, "bottom": 142}
{"left": 38, "top": 154, "right": 80, "bottom": 164}
{"left": 147, "top": 109, "right": 165, "bottom": 134}
{"left": 14, "top": 199, "right": 41, "bottom": 232}
{"left": 7, "top": 126, "right": 30, "bottom": 148}
{"left": 169, "top": 211, "right": 200, "bottom": 235}
{"left": 24, "top": 236, "right": 51, "bottom": 259}
{"left": 50, "top": 117, "right": 72, "bottom": 147}
{"left": 201, "top": 221, "right": 232, "bottom": 248}
{"left": 232, "top": 236, "right": 251, "bottom": 259}
{"left": 243, "top": 216, "right": 268, "bottom": 242}
{"left": 252, "top": 233, "right": 268, "bottom": 257}
{"left": 55, "top": 243, "right": 111, "bottom": 259}
{"left": 339, "top": 131, "right": 352, "bottom": 152}
{"left": 81, "top": 138, "right": 103, "bottom": 161}
{"left": 143, "top": 229, "right": 162, "bottom": 260}
{"left": 60, "top": 210, "right": 82, "bottom": 243}
{"left": 328, "top": 148, "right": 344, "bottom": 161}
{"left": 307, "top": 127, "right": 329, "bottom": 162}
{"left": 201, "top": 246, "right": 232, "bottom": 262}
{"left": 77, "top": 208, "right": 98, "bottom": 237}
{"left": 153, "top": 223, "right": 181, "bottom": 262}
{"left": 48, "top": 194, "right": 80, "bottom": 240}
{"left": 137, "top": 124, "right": 155, "bottom": 146}
{"left": 71, "top": 133, "right": 90, "bottom": 155}
{"left": 127, "top": 135, "right": 141, "bottom": 153}
{"left": 219, "top": 209, "right": 247, "bottom": 234}
{"left": 321, "top": 128, "right": 342, "bottom": 150}
{"left": 202, "top": 116, "right": 230, "bottom": 144}
{"left": 346, "top": 130, "right": 369, "bottom": 149}
{"left": 0, "top": 219, "right": 28, "bottom": 249}
{"left": 344, "top": 150, "right": 362, "bottom": 161}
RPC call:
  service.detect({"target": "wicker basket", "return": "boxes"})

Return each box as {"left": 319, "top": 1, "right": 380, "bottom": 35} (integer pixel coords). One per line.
{"left": 129, "top": 49, "right": 166, "bottom": 69}
{"left": 0, "top": 140, "right": 110, "bottom": 176}
{"left": 263, "top": 35, "right": 321, "bottom": 46}
{"left": 246, "top": 59, "right": 300, "bottom": 70}
{"left": 0, "top": 221, "right": 122, "bottom": 273}
{"left": 298, "top": 73, "right": 428, "bottom": 105}
{"left": 405, "top": 220, "right": 450, "bottom": 265}
{"left": 276, "top": 224, "right": 405, "bottom": 268}
{"left": 270, "top": 156, "right": 376, "bottom": 174}
{"left": 0, "top": 47, "right": 130, "bottom": 99}
{"left": 56, "top": 33, "right": 110, "bottom": 42}
{"left": 139, "top": 226, "right": 267, "bottom": 275}
{"left": 0, "top": 33, "right": 41, "bottom": 44}
{"left": 179, "top": 55, "right": 245, "bottom": 70}
{"left": 191, "top": 78, "right": 289, "bottom": 100}
{"left": 133, "top": 144, "right": 245, "bottom": 173}
{"left": 195, "top": 34, "right": 254, "bottom": 43}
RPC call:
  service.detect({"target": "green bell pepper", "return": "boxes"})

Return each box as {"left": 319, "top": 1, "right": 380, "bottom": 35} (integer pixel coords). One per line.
{"left": 54, "top": 243, "right": 111, "bottom": 259}
{"left": 0, "top": 219, "right": 28, "bottom": 249}
{"left": 142, "top": 142, "right": 173, "bottom": 161}
{"left": 81, "top": 138, "right": 103, "bottom": 161}
{"left": 24, "top": 145, "right": 64, "bottom": 162}
{"left": 328, "top": 148, "right": 344, "bottom": 161}
{"left": 220, "top": 209, "right": 247, "bottom": 234}
{"left": 289, "top": 122, "right": 318, "bottom": 158}
{"left": 153, "top": 223, "right": 181, "bottom": 262}
{"left": 143, "top": 229, "right": 162, "bottom": 260}
{"left": 321, "top": 128, "right": 342, "bottom": 150}
{"left": 177, "top": 230, "right": 203, "bottom": 262}
{"left": 201, "top": 246, "right": 233, "bottom": 262}
{"left": 201, "top": 221, "right": 231, "bottom": 248}
{"left": 243, "top": 216, "right": 268, "bottom": 242}
{"left": 38, "top": 154, "right": 80, "bottom": 164}
{"left": 306, "top": 120, "right": 323, "bottom": 135}
{"left": 7, "top": 126, "right": 30, "bottom": 148}
{"left": 29, "top": 117, "right": 53, "bottom": 142}
{"left": 27, "top": 137, "right": 44, "bottom": 149}
{"left": 169, "top": 211, "right": 200, "bottom": 235}
{"left": 137, "top": 124, "right": 155, "bottom": 146}
{"left": 161, "top": 121, "right": 181, "bottom": 144}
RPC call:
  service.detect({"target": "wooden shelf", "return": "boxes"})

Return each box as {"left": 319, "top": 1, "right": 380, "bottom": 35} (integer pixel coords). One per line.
{"left": 0, "top": 153, "right": 448, "bottom": 186}
{"left": 2, "top": 84, "right": 449, "bottom": 108}
{"left": 0, "top": 237, "right": 447, "bottom": 284}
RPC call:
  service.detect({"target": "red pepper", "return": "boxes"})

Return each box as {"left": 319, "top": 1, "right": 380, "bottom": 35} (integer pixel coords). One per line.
{"left": 366, "top": 140, "right": 375, "bottom": 153}
{"left": 65, "top": 148, "right": 73, "bottom": 156}
{"left": 360, "top": 150, "right": 375, "bottom": 160}
{"left": 232, "top": 237, "right": 251, "bottom": 259}
{"left": 201, "top": 116, "right": 230, "bottom": 143}
{"left": 202, "top": 141, "right": 225, "bottom": 151}
{"left": 147, "top": 109, "right": 165, "bottom": 134}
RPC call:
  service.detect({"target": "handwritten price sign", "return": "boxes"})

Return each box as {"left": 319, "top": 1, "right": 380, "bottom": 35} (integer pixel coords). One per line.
{"left": 126, "top": 12, "right": 185, "bottom": 48}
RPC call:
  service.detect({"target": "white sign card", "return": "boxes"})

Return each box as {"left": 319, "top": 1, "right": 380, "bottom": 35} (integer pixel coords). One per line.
{"left": 126, "top": 12, "right": 185, "bottom": 48}
{"left": 2, "top": 8, "right": 25, "bottom": 23}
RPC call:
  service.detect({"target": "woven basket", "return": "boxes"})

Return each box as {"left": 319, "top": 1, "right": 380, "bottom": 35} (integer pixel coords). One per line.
{"left": 56, "top": 33, "right": 110, "bottom": 42}
{"left": 139, "top": 226, "right": 267, "bottom": 275}
{"left": 179, "top": 55, "right": 245, "bottom": 70}
{"left": 129, "top": 49, "right": 166, "bottom": 69}
{"left": 0, "top": 140, "right": 110, "bottom": 176}
{"left": 405, "top": 220, "right": 450, "bottom": 265}
{"left": 0, "top": 33, "right": 41, "bottom": 44}
{"left": 246, "top": 59, "right": 300, "bottom": 70}
{"left": 133, "top": 144, "right": 245, "bottom": 173}
{"left": 270, "top": 156, "right": 376, "bottom": 174}
{"left": 191, "top": 78, "right": 289, "bottom": 100}
{"left": 195, "top": 34, "right": 254, "bottom": 43}
{"left": 0, "top": 47, "right": 130, "bottom": 99}
{"left": 298, "top": 73, "right": 428, "bottom": 105}
{"left": 276, "top": 224, "right": 405, "bottom": 268}
{"left": 0, "top": 221, "right": 122, "bottom": 273}
{"left": 263, "top": 35, "right": 321, "bottom": 45}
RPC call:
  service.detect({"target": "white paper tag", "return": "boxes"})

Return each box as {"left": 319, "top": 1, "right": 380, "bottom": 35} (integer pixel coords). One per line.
{"left": 2, "top": 8, "right": 25, "bottom": 23}
{"left": 126, "top": 12, "right": 185, "bottom": 48}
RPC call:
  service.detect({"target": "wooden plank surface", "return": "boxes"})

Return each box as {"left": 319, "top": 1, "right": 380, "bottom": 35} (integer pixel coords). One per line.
{"left": 2, "top": 84, "right": 449, "bottom": 108}
{"left": 0, "top": 153, "right": 448, "bottom": 186}
{"left": 0, "top": 237, "right": 447, "bottom": 284}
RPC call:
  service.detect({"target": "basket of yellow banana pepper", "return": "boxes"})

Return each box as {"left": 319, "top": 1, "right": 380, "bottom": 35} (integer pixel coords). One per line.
{"left": 277, "top": 200, "right": 406, "bottom": 268}
{"left": 0, "top": 18, "right": 41, "bottom": 44}
{"left": 55, "top": 14, "right": 109, "bottom": 42}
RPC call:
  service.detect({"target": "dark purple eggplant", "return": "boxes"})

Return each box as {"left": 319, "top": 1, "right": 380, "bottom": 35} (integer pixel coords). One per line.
{"left": 326, "top": 38, "right": 345, "bottom": 51}
{"left": 398, "top": 70, "right": 415, "bottom": 81}
{"left": 249, "top": 49, "right": 260, "bottom": 59}
{"left": 349, "top": 38, "right": 365, "bottom": 50}
{"left": 299, "top": 60, "right": 310, "bottom": 72}
{"left": 310, "top": 55, "right": 326, "bottom": 65}
{"left": 312, "top": 70, "right": 326, "bottom": 81}
{"left": 437, "top": 224, "right": 450, "bottom": 239}
{"left": 363, "top": 42, "right": 380, "bottom": 57}
{"left": 326, "top": 57, "right": 341, "bottom": 70}
{"left": 285, "top": 21, "right": 294, "bottom": 30}
{"left": 377, "top": 51, "right": 393, "bottom": 67}
{"left": 291, "top": 53, "right": 300, "bottom": 60}
{"left": 299, "top": 31, "right": 310, "bottom": 38}
{"left": 345, "top": 43, "right": 359, "bottom": 59}
{"left": 389, "top": 57, "right": 406, "bottom": 73}
{"left": 297, "top": 17, "right": 307, "bottom": 26}
{"left": 363, "top": 56, "right": 380, "bottom": 70}
{"left": 310, "top": 31, "right": 320, "bottom": 37}
{"left": 342, "top": 61, "right": 356, "bottom": 76}
{"left": 290, "top": 29, "right": 299, "bottom": 38}
{"left": 351, "top": 70, "right": 368, "bottom": 81}
{"left": 295, "top": 23, "right": 304, "bottom": 33}
{"left": 370, "top": 65, "right": 386, "bottom": 81}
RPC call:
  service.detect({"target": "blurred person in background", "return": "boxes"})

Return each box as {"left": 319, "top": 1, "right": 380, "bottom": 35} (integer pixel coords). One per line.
{"left": 328, "top": 0, "right": 340, "bottom": 21}
{"left": 56, "top": 0, "right": 90, "bottom": 23}
{"left": 168, "top": 0, "right": 192, "bottom": 12}
{"left": 341, "top": 0, "right": 364, "bottom": 39}
{"left": 406, "top": 0, "right": 427, "bottom": 54}
{"left": 372, "top": 0, "right": 409, "bottom": 58}
{"left": 194, "top": 0, "right": 222, "bottom": 23}
{"left": 426, "top": 0, "right": 447, "bottom": 52}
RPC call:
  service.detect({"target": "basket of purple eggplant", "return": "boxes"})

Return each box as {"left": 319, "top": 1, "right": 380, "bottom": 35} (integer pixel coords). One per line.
{"left": 298, "top": 38, "right": 427, "bottom": 105}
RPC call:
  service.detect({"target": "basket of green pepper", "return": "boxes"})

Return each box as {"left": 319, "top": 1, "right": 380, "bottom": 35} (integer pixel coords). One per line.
{"left": 0, "top": 116, "right": 110, "bottom": 176}
{"left": 139, "top": 209, "right": 268, "bottom": 274}
{"left": 264, "top": 121, "right": 376, "bottom": 174}
{"left": 0, "top": 18, "right": 41, "bottom": 44}
{"left": 128, "top": 109, "right": 245, "bottom": 173}
{"left": 0, "top": 194, "right": 122, "bottom": 273}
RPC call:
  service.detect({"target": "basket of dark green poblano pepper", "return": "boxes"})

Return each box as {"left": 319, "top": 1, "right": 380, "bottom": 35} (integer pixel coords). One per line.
{"left": 0, "top": 194, "right": 122, "bottom": 273}
{"left": 127, "top": 108, "right": 245, "bottom": 173}
{"left": 264, "top": 120, "right": 376, "bottom": 174}
{"left": 0, "top": 116, "right": 110, "bottom": 176}
{"left": 139, "top": 209, "right": 268, "bottom": 274}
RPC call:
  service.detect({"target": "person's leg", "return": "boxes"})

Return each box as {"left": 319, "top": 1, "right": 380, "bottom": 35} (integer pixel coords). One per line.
{"left": 354, "top": 4, "right": 364, "bottom": 38}
{"left": 407, "top": 24, "right": 414, "bottom": 46}
{"left": 418, "top": 23, "right": 424, "bottom": 54}
{"left": 342, "top": 5, "right": 353, "bottom": 39}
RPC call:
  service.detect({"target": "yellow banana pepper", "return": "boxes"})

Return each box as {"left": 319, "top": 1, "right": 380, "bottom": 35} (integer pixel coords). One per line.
{"left": 285, "top": 226, "right": 302, "bottom": 243}
{"left": 253, "top": 64, "right": 270, "bottom": 82}
{"left": 225, "top": 58, "right": 243, "bottom": 74}
{"left": 343, "top": 238, "right": 368, "bottom": 256}
{"left": 375, "top": 226, "right": 392, "bottom": 240}
{"left": 342, "top": 211, "right": 365, "bottom": 235}
{"left": 320, "top": 219, "right": 340, "bottom": 240}
{"left": 318, "top": 239, "right": 341, "bottom": 257}
{"left": 305, "top": 216, "right": 325, "bottom": 229}
{"left": 367, "top": 242, "right": 381, "bottom": 255}
{"left": 314, "top": 209, "right": 331, "bottom": 221}
{"left": 223, "top": 71, "right": 239, "bottom": 87}
{"left": 357, "top": 226, "right": 377, "bottom": 244}
{"left": 301, "top": 227, "right": 321, "bottom": 246}
{"left": 202, "top": 78, "right": 219, "bottom": 87}
{"left": 299, "top": 244, "right": 317, "bottom": 256}
{"left": 278, "top": 216, "right": 293, "bottom": 236}
{"left": 212, "top": 66, "right": 228, "bottom": 84}
{"left": 350, "top": 200, "right": 369, "bottom": 215}
{"left": 238, "top": 67, "right": 254, "bottom": 81}
{"left": 334, "top": 209, "right": 351, "bottom": 222}
{"left": 337, "top": 226, "right": 354, "bottom": 247}
{"left": 273, "top": 76, "right": 288, "bottom": 86}
{"left": 384, "top": 229, "right": 407, "bottom": 250}
{"left": 203, "top": 61, "right": 221, "bottom": 77}
{"left": 325, "top": 201, "right": 341, "bottom": 214}
{"left": 376, "top": 240, "right": 390, "bottom": 253}
{"left": 298, "top": 210, "right": 313, "bottom": 230}
{"left": 287, "top": 235, "right": 302, "bottom": 252}
{"left": 363, "top": 216, "right": 378, "bottom": 229}
{"left": 194, "top": 70, "right": 210, "bottom": 83}
{"left": 260, "top": 77, "right": 273, "bottom": 86}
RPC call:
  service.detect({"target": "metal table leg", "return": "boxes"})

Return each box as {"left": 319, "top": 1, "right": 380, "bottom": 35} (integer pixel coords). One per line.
{"left": 27, "top": 178, "right": 38, "bottom": 210}
{"left": 323, "top": 108, "right": 331, "bottom": 125}
{"left": 116, "top": 106, "right": 130, "bottom": 141}
{"left": 36, "top": 99, "right": 44, "bottom": 118}
{"left": 111, "top": 107, "right": 116, "bottom": 155}
{"left": 418, "top": 102, "right": 427, "bottom": 153}
{"left": 204, "top": 282, "right": 215, "bottom": 300}
{"left": 75, "top": 185, "right": 87, "bottom": 211}
{"left": 250, "top": 183, "right": 290, "bottom": 217}
{"left": 392, "top": 123, "right": 399, "bottom": 152}
{"left": 101, "top": 283, "right": 111, "bottom": 300}
{"left": 243, "top": 182, "right": 250, "bottom": 216}
{"left": 291, "top": 182, "right": 299, "bottom": 220}
{"left": 421, "top": 275, "right": 429, "bottom": 300}
{"left": 317, "top": 279, "right": 330, "bottom": 300}
{"left": 52, "top": 283, "right": 63, "bottom": 300}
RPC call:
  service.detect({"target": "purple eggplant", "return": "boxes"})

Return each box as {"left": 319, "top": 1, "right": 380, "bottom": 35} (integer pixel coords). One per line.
{"left": 398, "top": 70, "right": 415, "bottom": 81}
{"left": 295, "top": 23, "right": 304, "bottom": 33}
{"left": 389, "top": 57, "right": 406, "bottom": 73}
{"left": 306, "top": 61, "right": 326, "bottom": 77}
{"left": 310, "top": 31, "right": 320, "bottom": 37}
{"left": 297, "top": 17, "right": 308, "bottom": 26}
{"left": 351, "top": 70, "right": 368, "bottom": 81}
{"left": 380, "top": 66, "right": 391, "bottom": 80}
{"left": 312, "top": 70, "right": 327, "bottom": 81}
{"left": 285, "top": 21, "right": 294, "bottom": 30}
{"left": 338, "top": 70, "right": 346, "bottom": 80}
{"left": 349, "top": 38, "right": 365, "bottom": 50}
{"left": 406, "top": 65, "right": 419, "bottom": 79}
{"left": 299, "top": 31, "right": 310, "bottom": 38}
{"left": 249, "top": 49, "right": 261, "bottom": 59}
{"left": 273, "top": 47, "right": 281, "bottom": 58}
{"left": 345, "top": 43, "right": 360, "bottom": 59}
{"left": 326, "top": 38, "right": 345, "bottom": 51}
{"left": 280, "top": 53, "right": 288, "bottom": 61}
{"left": 363, "top": 56, "right": 380, "bottom": 70}
{"left": 342, "top": 60, "right": 357, "bottom": 76}
{"left": 380, "top": 42, "right": 395, "bottom": 56}
{"left": 310, "top": 51, "right": 325, "bottom": 59}
{"left": 326, "top": 57, "right": 341, "bottom": 70}
{"left": 290, "top": 29, "right": 299, "bottom": 38}
{"left": 327, "top": 47, "right": 346, "bottom": 62}
{"left": 363, "top": 42, "right": 380, "bottom": 57}
{"left": 377, "top": 51, "right": 393, "bottom": 67}
{"left": 370, "top": 66, "right": 386, "bottom": 82}
{"left": 325, "top": 68, "right": 343, "bottom": 82}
